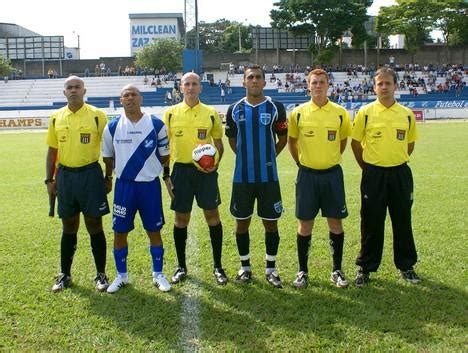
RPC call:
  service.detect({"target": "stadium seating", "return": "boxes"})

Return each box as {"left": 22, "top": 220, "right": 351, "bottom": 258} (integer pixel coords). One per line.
{"left": 0, "top": 71, "right": 465, "bottom": 111}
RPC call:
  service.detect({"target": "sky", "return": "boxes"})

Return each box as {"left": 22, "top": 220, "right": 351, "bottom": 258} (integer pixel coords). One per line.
{"left": 1, "top": 0, "right": 395, "bottom": 59}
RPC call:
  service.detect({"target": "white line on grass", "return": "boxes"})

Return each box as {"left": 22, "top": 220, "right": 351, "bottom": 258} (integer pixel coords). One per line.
{"left": 179, "top": 207, "right": 202, "bottom": 352}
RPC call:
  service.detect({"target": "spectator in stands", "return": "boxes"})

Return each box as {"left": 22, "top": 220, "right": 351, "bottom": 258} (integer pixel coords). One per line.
{"left": 48, "top": 68, "right": 54, "bottom": 79}
{"left": 99, "top": 62, "right": 106, "bottom": 77}
{"left": 225, "top": 79, "right": 232, "bottom": 94}
{"left": 95, "top": 64, "right": 100, "bottom": 77}
{"left": 220, "top": 86, "right": 226, "bottom": 103}
{"left": 84, "top": 68, "right": 90, "bottom": 77}
{"left": 165, "top": 90, "right": 173, "bottom": 105}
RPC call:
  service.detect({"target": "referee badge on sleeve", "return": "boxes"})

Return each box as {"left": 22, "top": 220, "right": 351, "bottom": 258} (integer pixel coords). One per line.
{"left": 328, "top": 130, "right": 337, "bottom": 141}
{"left": 80, "top": 133, "right": 91, "bottom": 144}
{"left": 396, "top": 129, "right": 406, "bottom": 140}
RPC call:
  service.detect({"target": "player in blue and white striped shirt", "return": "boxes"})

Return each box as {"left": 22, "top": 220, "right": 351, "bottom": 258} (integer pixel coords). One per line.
{"left": 102, "top": 85, "right": 171, "bottom": 293}
{"left": 225, "top": 65, "right": 288, "bottom": 288}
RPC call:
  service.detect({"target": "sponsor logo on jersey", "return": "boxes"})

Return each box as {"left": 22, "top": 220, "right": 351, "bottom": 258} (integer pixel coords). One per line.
{"left": 144, "top": 139, "right": 154, "bottom": 148}
{"left": 115, "top": 139, "right": 132, "bottom": 144}
{"left": 396, "top": 129, "right": 406, "bottom": 140}
{"left": 260, "top": 113, "right": 271, "bottom": 125}
{"left": 198, "top": 129, "right": 207, "bottom": 140}
{"left": 328, "top": 130, "right": 337, "bottom": 141}
{"left": 80, "top": 133, "right": 91, "bottom": 144}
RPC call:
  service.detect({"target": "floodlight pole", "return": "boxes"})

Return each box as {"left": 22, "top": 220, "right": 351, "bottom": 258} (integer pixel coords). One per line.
{"left": 195, "top": 0, "right": 199, "bottom": 73}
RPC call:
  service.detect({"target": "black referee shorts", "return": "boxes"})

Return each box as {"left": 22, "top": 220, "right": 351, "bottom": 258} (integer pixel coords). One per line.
{"left": 295, "top": 165, "right": 348, "bottom": 220}
{"left": 56, "top": 162, "right": 110, "bottom": 219}
{"left": 170, "top": 163, "right": 221, "bottom": 213}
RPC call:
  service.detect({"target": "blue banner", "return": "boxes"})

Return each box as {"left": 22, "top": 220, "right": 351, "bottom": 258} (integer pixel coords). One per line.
{"left": 340, "top": 100, "right": 468, "bottom": 110}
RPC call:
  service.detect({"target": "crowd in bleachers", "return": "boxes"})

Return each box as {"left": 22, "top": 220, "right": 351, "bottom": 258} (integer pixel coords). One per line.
{"left": 1, "top": 60, "right": 466, "bottom": 111}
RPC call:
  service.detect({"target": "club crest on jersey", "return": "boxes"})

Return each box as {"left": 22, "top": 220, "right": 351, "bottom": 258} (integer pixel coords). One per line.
{"left": 144, "top": 139, "right": 154, "bottom": 148}
{"left": 328, "top": 130, "right": 337, "bottom": 141}
{"left": 274, "top": 201, "right": 283, "bottom": 214}
{"left": 396, "top": 129, "right": 406, "bottom": 140}
{"left": 198, "top": 129, "right": 207, "bottom": 140}
{"left": 80, "top": 133, "right": 91, "bottom": 144}
{"left": 260, "top": 113, "right": 271, "bottom": 125}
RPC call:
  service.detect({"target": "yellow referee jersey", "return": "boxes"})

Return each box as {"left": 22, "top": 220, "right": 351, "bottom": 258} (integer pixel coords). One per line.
{"left": 288, "top": 100, "right": 351, "bottom": 169}
{"left": 351, "top": 99, "right": 418, "bottom": 167}
{"left": 46, "top": 103, "right": 107, "bottom": 167}
{"left": 164, "top": 101, "right": 223, "bottom": 163}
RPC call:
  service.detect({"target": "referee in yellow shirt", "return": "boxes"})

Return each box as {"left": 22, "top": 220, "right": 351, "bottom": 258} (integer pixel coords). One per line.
{"left": 163, "top": 72, "right": 227, "bottom": 286}
{"left": 351, "top": 67, "right": 421, "bottom": 287}
{"left": 288, "top": 69, "right": 351, "bottom": 289}
{"left": 45, "top": 76, "right": 110, "bottom": 293}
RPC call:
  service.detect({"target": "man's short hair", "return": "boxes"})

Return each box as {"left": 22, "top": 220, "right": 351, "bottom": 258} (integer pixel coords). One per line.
{"left": 244, "top": 64, "right": 265, "bottom": 79}
{"left": 373, "top": 67, "right": 397, "bottom": 85}
{"left": 120, "top": 84, "right": 141, "bottom": 96}
{"left": 308, "top": 69, "right": 329, "bottom": 82}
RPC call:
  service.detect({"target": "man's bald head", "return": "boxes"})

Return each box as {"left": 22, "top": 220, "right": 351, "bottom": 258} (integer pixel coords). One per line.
{"left": 181, "top": 72, "right": 201, "bottom": 84}
{"left": 64, "top": 75, "right": 84, "bottom": 88}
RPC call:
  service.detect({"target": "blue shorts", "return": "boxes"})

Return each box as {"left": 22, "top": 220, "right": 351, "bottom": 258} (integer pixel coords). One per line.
{"left": 112, "top": 178, "right": 165, "bottom": 233}
{"left": 295, "top": 165, "right": 348, "bottom": 220}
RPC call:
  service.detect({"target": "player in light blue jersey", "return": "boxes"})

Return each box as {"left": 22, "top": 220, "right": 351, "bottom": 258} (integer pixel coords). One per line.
{"left": 102, "top": 85, "right": 171, "bottom": 293}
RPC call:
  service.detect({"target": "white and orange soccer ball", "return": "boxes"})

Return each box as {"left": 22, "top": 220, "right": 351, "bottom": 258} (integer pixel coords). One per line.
{"left": 192, "top": 143, "right": 219, "bottom": 171}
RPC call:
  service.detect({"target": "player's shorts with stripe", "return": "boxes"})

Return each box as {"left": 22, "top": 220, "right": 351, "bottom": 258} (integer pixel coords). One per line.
{"left": 295, "top": 164, "right": 348, "bottom": 220}
{"left": 170, "top": 163, "right": 221, "bottom": 213}
{"left": 112, "top": 178, "right": 165, "bottom": 233}
{"left": 57, "top": 162, "right": 109, "bottom": 219}
{"left": 230, "top": 181, "right": 283, "bottom": 220}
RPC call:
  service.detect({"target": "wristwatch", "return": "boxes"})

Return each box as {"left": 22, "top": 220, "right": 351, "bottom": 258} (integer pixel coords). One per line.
{"left": 44, "top": 178, "right": 54, "bottom": 184}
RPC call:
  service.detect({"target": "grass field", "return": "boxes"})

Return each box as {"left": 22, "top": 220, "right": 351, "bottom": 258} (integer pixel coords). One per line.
{"left": 0, "top": 122, "right": 467, "bottom": 351}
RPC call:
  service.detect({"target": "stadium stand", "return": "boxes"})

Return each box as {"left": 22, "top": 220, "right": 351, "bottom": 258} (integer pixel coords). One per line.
{"left": 0, "top": 70, "right": 465, "bottom": 111}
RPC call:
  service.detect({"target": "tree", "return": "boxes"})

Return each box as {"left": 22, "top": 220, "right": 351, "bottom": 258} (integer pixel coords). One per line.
{"left": 221, "top": 24, "right": 252, "bottom": 53}
{"left": 432, "top": 0, "right": 468, "bottom": 46}
{"left": 186, "top": 19, "right": 252, "bottom": 53}
{"left": 376, "top": 0, "right": 434, "bottom": 52}
{"left": 134, "top": 38, "right": 183, "bottom": 73}
{"left": 186, "top": 19, "right": 231, "bottom": 52}
{"left": 0, "top": 55, "right": 13, "bottom": 77}
{"left": 270, "top": 0, "right": 372, "bottom": 56}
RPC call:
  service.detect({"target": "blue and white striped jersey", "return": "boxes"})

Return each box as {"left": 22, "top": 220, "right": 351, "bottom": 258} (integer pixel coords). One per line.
{"left": 225, "top": 97, "right": 287, "bottom": 183}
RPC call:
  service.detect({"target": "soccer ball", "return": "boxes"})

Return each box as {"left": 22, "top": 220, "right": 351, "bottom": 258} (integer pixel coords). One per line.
{"left": 192, "top": 143, "right": 219, "bottom": 171}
